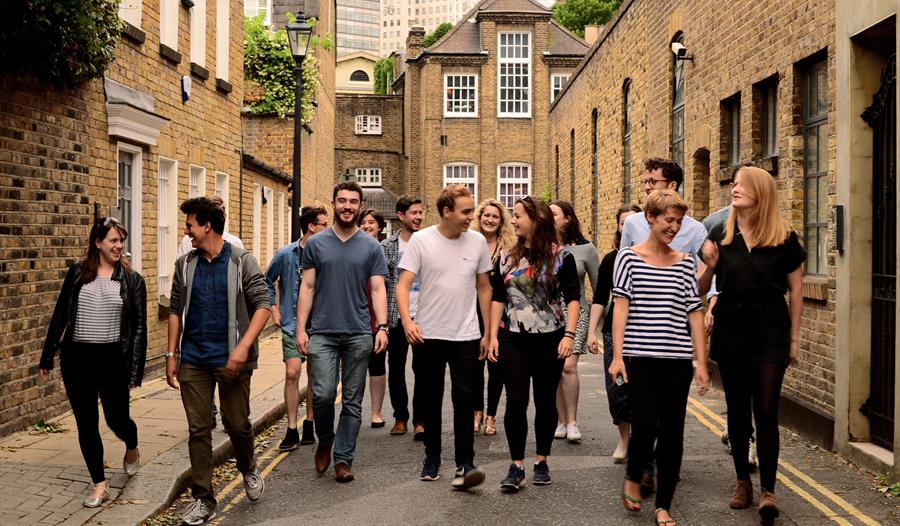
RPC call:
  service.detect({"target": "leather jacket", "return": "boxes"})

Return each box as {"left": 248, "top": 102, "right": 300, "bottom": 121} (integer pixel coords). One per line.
{"left": 40, "top": 262, "right": 148, "bottom": 386}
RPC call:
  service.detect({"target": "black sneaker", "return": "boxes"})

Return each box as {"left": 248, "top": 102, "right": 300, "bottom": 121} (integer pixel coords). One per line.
{"left": 500, "top": 463, "right": 525, "bottom": 492}
{"left": 451, "top": 463, "right": 485, "bottom": 490}
{"left": 299, "top": 420, "right": 315, "bottom": 446}
{"left": 278, "top": 427, "right": 300, "bottom": 451}
{"left": 420, "top": 456, "right": 441, "bottom": 481}
{"left": 532, "top": 460, "right": 551, "bottom": 485}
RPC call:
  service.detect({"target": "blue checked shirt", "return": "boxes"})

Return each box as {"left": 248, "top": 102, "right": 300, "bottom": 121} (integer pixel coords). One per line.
{"left": 265, "top": 240, "right": 302, "bottom": 336}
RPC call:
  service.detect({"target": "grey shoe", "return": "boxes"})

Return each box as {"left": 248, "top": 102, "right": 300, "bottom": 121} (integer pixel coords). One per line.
{"left": 243, "top": 469, "right": 265, "bottom": 502}
{"left": 181, "top": 499, "right": 216, "bottom": 525}
{"left": 123, "top": 448, "right": 140, "bottom": 476}
{"left": 82, "top": 484, "right": 108, "bottom": 508}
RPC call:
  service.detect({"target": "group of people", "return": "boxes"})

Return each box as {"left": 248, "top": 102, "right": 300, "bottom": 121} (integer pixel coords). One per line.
{"left": 39, "top": 155, "right": 805, "bottom": 526}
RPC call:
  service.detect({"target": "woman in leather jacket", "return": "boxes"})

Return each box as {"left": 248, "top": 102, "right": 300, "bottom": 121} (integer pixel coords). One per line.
{"left": 39, "top": 217, "right": 147, "bottom": 507}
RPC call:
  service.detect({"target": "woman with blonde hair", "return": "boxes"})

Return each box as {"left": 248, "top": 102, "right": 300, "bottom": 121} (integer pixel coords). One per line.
{"left": 471, "top": 198, "right": 515, "bottom": 435}
{"left": 698, "top": 166, "right": 805, "bottom": 521}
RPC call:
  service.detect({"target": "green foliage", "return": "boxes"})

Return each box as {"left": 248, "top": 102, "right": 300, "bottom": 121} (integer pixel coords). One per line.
{"left": 243, "top": 15, "right": 334, "bottom": 121}
{"left": 876, "top": 473, "right": 900, "bottom": 497}
{"left": 540, "top": 182, "right": 554, "bottom": 203}
{"left": 0, "top": 0, "right": 122, "bottom": 85}
{"left": 551, "top": 0, "right": 621, "bottom": 38}
{"left": 374, "top": 58, "right": 394, "bottom": 95}
{"left": 424, "top": 22, "right": 454, "bottom": 48}
{"left": 30, "top": 421, "right": 67, "bottom": 434}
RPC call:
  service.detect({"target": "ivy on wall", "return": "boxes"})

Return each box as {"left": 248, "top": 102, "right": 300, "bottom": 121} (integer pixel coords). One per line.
{"left": 244, "top": 14, "right": 334, "bottom": 122}
{"left": 0, "top": 0, "right": 122, "bottom": 85}
{"left": 373, "top": 57, "right": 394, "bottom": 95}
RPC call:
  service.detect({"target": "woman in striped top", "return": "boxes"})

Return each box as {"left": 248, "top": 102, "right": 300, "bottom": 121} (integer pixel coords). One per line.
{"left": 40, "top": 217, "right": 147, "bottom": 508}
{"left": 608, "top": 190, "right": 709, "bottom": 526}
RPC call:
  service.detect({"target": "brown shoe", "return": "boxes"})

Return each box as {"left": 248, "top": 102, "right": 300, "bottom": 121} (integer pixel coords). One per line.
{"left": 390, "top": 420, "right": 408, "bottom": 435}
{"left": 729, "top": 478, "right": 753, "bottom": 509}
{"left": 758, "top": 490, "right": 779, "bottom": 520}
{"left": 413, "top": 423, "right": 425, "bottom": 441}
{"left": 314, "top": 443, "right": 332, "bottom": 474}
{"left": 334, "top": 462, "right": 354, "bottom": 482}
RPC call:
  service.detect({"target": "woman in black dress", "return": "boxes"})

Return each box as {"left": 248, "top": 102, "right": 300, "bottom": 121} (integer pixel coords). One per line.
{"left": 698, "top": 166, "right": 805, "bottom": 521}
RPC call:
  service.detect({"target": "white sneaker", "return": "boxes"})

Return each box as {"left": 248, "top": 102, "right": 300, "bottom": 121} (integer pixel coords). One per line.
{"left": 181, "top": 499, "right": 216, "bottom": 525}
{"left": 243, "top": 469, "right": 265, "bottom": 502}
{"left": 566, "top": 424, "right": 582, "bottom": 443}
{"left": 554, "top": 424, "right": 567, "bottom": 439}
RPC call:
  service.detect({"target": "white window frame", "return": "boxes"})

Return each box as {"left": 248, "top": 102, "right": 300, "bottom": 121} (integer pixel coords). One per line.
{"left": 116, "top": 142, "right": 143, "bottom": 272}
{"left": 278, "top": 191, "right": 286, "bottom": 246}
{"left": 190, "top": 0, "right": 207, "bottom": 67}
{"left": 264, "top": 186, "right": 273, "bottom": 265}
{"left": 157, "top": 157, "right": 178, "bottom": 298}
{"left": 355, "top": 115, "right": 382, "bottom": 135}
{"left": 444, "top": 73, "right": 479, "bottom": 117}
{"left": 243, "top": 0, "right": 272, "bottom": 25}
{"left": 252, "top": 183, "right": 261, "bottom": 259}
{"left": 443, "top": 163, "right": 478, "bottom": 202}
{"left": 214, "top": 171, "right": 229, "bottom": 231}
{"left": 497, "top": 32, "right": 532, "bottom": 118}
{"left": 160, "top": 0, "right": 179, "bottom": 50}
{"left": 189, "top": 165, "right": 206, "bottom": 198}
{"left": 355, "top": 167, "right": 383, "bottom": 188}
{"left": 551, "top": 73, "right": 570, "bottom": 103}
{"left": 119, "top": 0, "right": 142, "bottom": 29}
{"left": 497, "top": 163, "right": 531, "bottom": 210}
{"left": 216, "top": 0, "right": 230, "bottom": 81}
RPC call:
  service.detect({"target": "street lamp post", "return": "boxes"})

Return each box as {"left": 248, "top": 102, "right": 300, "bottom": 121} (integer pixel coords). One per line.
{"left": 286, "top": 17, "right": 313, "bottom": 241}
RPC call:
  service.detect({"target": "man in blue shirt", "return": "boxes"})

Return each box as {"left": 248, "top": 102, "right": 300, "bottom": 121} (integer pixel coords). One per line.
{"left": 266, "top": 206, "right": 328, "bottom": 451}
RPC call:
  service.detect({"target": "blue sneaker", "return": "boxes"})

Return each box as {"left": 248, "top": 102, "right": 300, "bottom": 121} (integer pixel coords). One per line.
{"left": 500, "top": 463, "right": 525, "bottom": 492}
{"left": 451, "top": 463, "right": 485, "bottom": 490}
{"left": 420, "top": 456, "right": 441, "bottom": 481}
{"left": 532, "top": 460, "right": 551, "bottom": 485}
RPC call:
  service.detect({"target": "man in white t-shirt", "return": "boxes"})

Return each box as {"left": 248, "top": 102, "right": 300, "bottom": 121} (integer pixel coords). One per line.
{"left": 397, "top": 185, "right": 493, "bottom": 490}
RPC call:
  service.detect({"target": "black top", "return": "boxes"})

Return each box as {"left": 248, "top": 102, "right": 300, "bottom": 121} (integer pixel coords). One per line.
{"left": 592, "top": 249, "right": 617, "bottom": 334}
{"left": 702, "top": 223, "right": 806, "bottom": 364}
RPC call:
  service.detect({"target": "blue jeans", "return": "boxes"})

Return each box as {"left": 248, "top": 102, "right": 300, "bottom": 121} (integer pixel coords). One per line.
{"left": 308, "top": 333, "right": 373, "bottom": 466}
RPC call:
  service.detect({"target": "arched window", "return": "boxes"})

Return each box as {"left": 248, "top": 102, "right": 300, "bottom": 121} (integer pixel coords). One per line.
{"left": 591, "top": 108, "right": 599, "bottom": 244}
{"left": 350, "top": 70, "right": 370, "bottom": 82}
{"left": 622, "top": 79, "right": 632, "bottom": 203}
{"left": 671, "top": 33, "right": 685, "bottom": 178}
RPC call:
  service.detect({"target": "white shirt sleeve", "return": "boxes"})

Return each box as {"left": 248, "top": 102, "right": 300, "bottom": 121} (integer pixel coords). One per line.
{"left": 175, "top": 235, "right": 192, "bottom": 259}
{"left": 620, "top": 215, "right": 637, "bottom": 250}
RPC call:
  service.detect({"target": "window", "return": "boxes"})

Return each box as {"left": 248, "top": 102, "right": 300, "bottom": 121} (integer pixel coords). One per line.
{"left": 355, "top": 167, "right": 382, "bottom": 187}
{"left": 444, "top": 163, "right": 477, "bottom": 201}
{"left": 158, "top": 158, "right": 178, "bottom": 297}
{"left": 803, "top": 58, "right": 828, "bottom": 275}
{"left": 569, "top": 128, "right": 576, "bottom": 201}
{"left": 190, "top": 0, "right": 207, "bottom": 66}
{"left": 278, "top": 191, "right": 287, "bottom": 246}
{"left": 264, "top": 186, "right": 273, "bottom": 264}
{"left": 243, "top": 0, "right": 272, "bottom": 25}
{"left": 551, "top": 74, "right": 569, "bottom": 103}
{"left": 160, "top": 0, "right": 179, "bottom": 50}
{"left": 116, "top": 143, "right": 142, "bottom": 271}
{"left": 189, "top": 165, "right": 206, "bottom": 197}
{"left": 444, "top": 74, "right": 478, "bottom": 116}
{"left": 214, "top": 172, "right": 229, "bottom": 230}
{"left": 252, "top": 183, "right": 261, "bottom": 258}
{"left": 758, "top": 80, "right": 778, "bottom": 157}
{"left": 350, "top": 70, "right": 370, "bottom": 82}
{"left": 497, "top": 164, "right": 531, "bottom": 209}
{"left": 216, "top": 0, "right": 230, "bottom": 81}
{"left": 498, "top": 32, "right": 531, "bottom": 117}
{"left": 622, "top": 79, "right": 632, "bottom": 203}
{"left": 671, "top": 33, "right": 685, "bottom": 173}
{"left": 355, "top": 115, "right": 382, "bottom": 134}
{"left": 591, "top": 109, "right": 599, "bottom": 243}
{"left": 722, "top": 94, "right": 741, "bottom": 166}
{"left": 119, "top": 0, "right": 142, "bottom": 29}
{"left": 555, "top": 145, "right": 560, "bottom": 198}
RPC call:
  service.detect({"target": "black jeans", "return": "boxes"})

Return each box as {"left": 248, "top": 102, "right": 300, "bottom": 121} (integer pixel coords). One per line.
{"left": 498, "top": 329, "right": 565, "bottom": 460}
{"left": 473, "top": 359, "right": 503, "bottom": 417}
{"left": 387, "top": 325, "right": 423, "bottom": 423}
{"left": 624, "top": 356, "right": 693, "bottom": 511}
{"left": 61, "top": 342, "right": 139, "bottom": 484}
{"left": 419, "top": 338, "right": 480, "bottom": 467}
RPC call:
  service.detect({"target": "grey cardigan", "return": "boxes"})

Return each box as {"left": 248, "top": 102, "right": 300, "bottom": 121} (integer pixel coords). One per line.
{"left": 565, "top": 241, "right": 600, "bottom": 310}
{"left": 169, "top": 244, "right": 271, "bottom": 370}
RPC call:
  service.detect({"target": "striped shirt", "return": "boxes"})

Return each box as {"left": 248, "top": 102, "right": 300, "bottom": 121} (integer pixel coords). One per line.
{"left": 612, "top": 248, "right": 702, "bottom": 359}
{"left": 73, "top": 277, "right": 123, "bottom": 343}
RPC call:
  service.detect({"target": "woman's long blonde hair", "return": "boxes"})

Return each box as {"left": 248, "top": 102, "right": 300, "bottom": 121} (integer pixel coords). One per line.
{"left": 723, "top": 166, "right": 791, "bottom": 247}
{"left": 473, "top": 198, "right": 515, "bottom": 256}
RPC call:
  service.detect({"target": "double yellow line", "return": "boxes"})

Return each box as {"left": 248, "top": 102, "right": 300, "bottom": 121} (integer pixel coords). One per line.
{"left": 208, "top": 441, "right": 292, "bottom": 525}
{"left": 686, "top": 397, "right": 881, "bottom": 526}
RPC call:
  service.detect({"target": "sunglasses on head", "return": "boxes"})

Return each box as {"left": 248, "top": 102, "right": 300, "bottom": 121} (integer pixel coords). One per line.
{"left": 99, "top": 216, "right": 120, "bottom": 226}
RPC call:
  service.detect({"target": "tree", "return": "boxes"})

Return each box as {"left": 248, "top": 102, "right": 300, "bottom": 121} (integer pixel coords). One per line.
{"left": 551, "top": 0, "right": 621, "bottom": 38}
{"left": 373, "top": 57, "right": 394, "bottom": 95}
{"left": 424, "top": 22, "right": 453, "bottom": 48}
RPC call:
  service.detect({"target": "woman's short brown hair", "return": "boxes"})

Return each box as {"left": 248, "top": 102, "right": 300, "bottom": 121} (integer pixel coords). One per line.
{"left": 644, "top": 189, "right": 688, "bottom": 217}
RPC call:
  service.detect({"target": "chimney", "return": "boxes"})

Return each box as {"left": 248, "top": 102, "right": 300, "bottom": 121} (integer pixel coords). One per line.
{"left": 583, "top": 24, "right": 604, "bottom": 45}
{"left": 406, "top": 26, "right": 426, "bottom": 59}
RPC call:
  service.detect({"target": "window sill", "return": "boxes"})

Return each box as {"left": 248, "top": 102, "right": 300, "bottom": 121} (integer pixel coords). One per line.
{"left": 802, "top": 276, "right": 829, "bottom": 302}
{"left": 215, "top": 78, "right": 233, "bottom": 94}
{"left": 122, "top": 22, "right": 145, "bottom": 45}
{"left": 716, "top": 165, "right": 739, "bottom": 184}
{"left": 159, "top": 44, "right": 182, "bottom": 65}
{"left": 757, "top": 154, "right": 779, "bottom": 175}
{"left": 444, "top": 114, "right": 478, "bottom": 118}
{"left": 190, "top": 63, "right": 209, "bottom": 81}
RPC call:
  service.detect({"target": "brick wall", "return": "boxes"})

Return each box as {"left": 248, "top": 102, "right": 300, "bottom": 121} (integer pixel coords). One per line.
{"left": 334, "top": 94, "right": 405, "bottom": 199}
{"left": 549, "top": 0, "right": 837, "bottom": 415}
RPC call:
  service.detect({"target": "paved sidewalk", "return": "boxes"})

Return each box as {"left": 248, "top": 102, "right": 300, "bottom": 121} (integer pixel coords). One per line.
{"left": 0, "top": 332, "right": 294, "bottom": 526}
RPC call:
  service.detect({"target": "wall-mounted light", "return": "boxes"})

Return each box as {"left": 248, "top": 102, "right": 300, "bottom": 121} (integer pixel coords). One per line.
{"left": 671, "top": 41, "right": 694, "bottom": 62}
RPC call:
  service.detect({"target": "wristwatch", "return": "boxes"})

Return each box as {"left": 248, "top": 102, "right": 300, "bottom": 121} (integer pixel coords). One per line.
{"left": 377, "top": 323, "right": 389, "bottom": 333}
{"left": 164, "top": 351, "right": 176, "bottom": 359}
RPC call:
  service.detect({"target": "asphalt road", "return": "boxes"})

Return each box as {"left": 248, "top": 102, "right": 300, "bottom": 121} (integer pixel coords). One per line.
{"left": 204, "top": 358, "right": 897, "bottom": 526}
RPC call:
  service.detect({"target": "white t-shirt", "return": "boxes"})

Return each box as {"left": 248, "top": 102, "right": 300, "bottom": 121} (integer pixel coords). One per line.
{"left": 398, "top": 237, "right": 420, "bottom": 319}
{"left": 176, "top": 232, "right": 244, "bottom": 259}
{"left": 398, "top": 226, "right": 492, "bottom": 341}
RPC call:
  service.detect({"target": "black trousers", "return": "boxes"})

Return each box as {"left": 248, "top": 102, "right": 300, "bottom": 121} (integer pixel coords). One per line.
{"left": 419, "top": 338, "right": 480, "bottom": 467}
{"left": 61, "top": 342, "right": 139, "bottom": 484}
{"left": 624, "top": 356, "right": 693, "bottom": 511}
{"left": 473, "top": 359, "right": 503, "bottom": 417}
{"left": 499, "top": 328, "right": 565, "bottom": 460}
{"left": 387, "top": 325, "right": 423, "bottom": 423}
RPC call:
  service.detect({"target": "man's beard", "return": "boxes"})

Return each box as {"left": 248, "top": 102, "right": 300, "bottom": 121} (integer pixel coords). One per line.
{"left": 335, "top": 210, "right": 359, "bottom": 228}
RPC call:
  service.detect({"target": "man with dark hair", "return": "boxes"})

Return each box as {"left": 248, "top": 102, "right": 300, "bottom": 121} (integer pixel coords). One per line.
{"left": 398, "top": 185, "right": 493, "bottom": 489}
{"left": 297, "top": 182, "right": 389, "bottom": 482}
{"left": 381, "top": 195, "right": 425, "bottom": 437}
{"left": 266, "top": 206, "right": 328, "bottom": 451}
{"left": 166, "top": 197, "right": 272, "bottom": 525}
{"left": 176, "top": 195, "right": 243, "bottom": 259}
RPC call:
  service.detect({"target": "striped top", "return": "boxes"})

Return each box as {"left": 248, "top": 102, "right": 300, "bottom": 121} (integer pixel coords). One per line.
{"left": 73, "top": 277, "right": 123, "bottom": 343}
{"left": 612, "top": 248, "right": 702, "bottom": 359}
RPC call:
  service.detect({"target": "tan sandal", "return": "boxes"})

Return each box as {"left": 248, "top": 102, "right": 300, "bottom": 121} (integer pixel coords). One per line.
{"left": 474, "top": 411, "right": 483, "bottom": 433}
{"left": 484, "top": 416, "right": 497, "bottom": 435}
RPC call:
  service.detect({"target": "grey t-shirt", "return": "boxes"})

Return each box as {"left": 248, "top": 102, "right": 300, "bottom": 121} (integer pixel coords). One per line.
{"left": 301, "top": 228, "right": 388, "bottom": 335}
{"left": 564, "top": 241, "right": 600, "bottom": 309}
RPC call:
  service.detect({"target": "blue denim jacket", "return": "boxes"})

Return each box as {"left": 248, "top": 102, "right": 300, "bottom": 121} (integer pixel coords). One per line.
{"left": 265, "top": 241, "right": 302, "bottom": 336}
